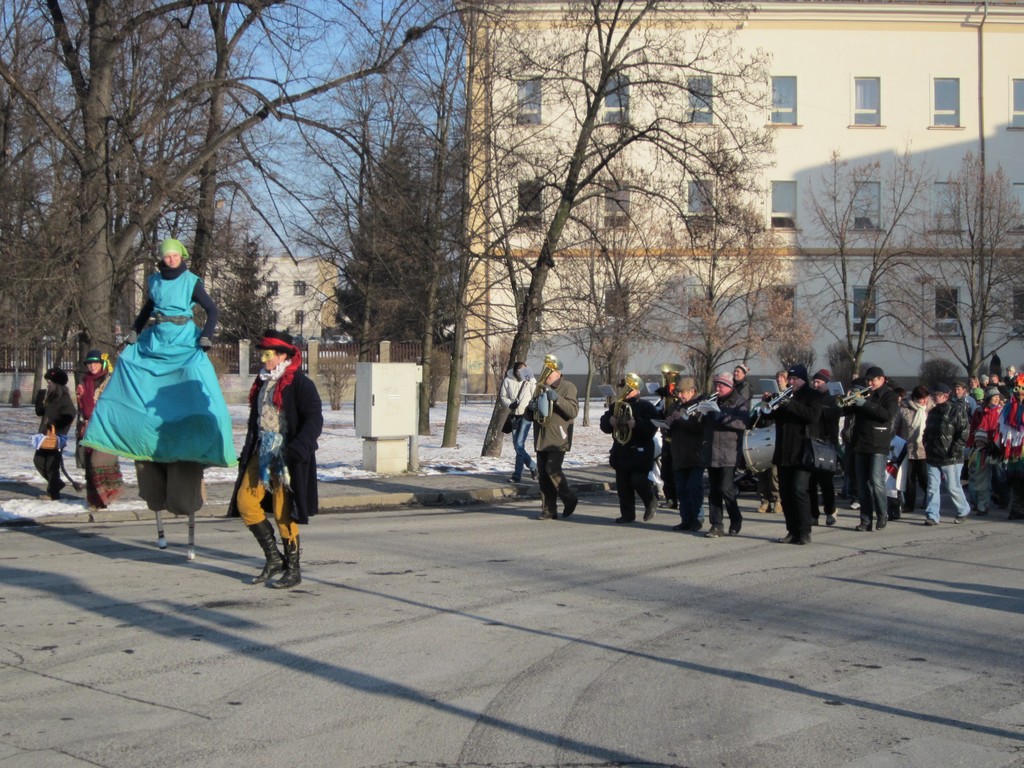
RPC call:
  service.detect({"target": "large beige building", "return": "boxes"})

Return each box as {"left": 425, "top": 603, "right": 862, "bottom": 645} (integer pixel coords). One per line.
{"left": 463, "top": 0, "right": 1024, "bottom": 388}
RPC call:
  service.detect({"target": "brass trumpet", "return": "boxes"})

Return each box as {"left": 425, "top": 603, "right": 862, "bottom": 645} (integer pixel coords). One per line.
{"left": 758, "top": 386, "right": 794, "bottom": 415}
{"left": 530, "top": 354, "right": 561, "bottom": 426}
{"left": 612, "top": 372, "right": 644, "bottom": 445}
{"left": 837, "top": 384, "right": 870, "bottom": 407}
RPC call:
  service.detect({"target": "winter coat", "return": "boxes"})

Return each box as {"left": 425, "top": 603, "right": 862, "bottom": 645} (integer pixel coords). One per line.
{"left": 499, "top": 372, "right": 535, "bottom": 417}
{"left": 228, "top": 370, "right": 323, "bottom": 524}
{"left": 533, "top": 376, "right": 578, "bottom": 453}
{"left": 700, "top": 388, "right": 750, "bottom": 468}
{"left": 968, "top": 404, "right": 1001, "bottom": 449}
{"left": 818, "top": 393, "right": 841, "bottom": 448}
{"left": 896, "top": 400, "right": 929, "bottom": 460}
{"left": 844, "top": 384, "right": 898, "bottom": 455}
{"left": 35, "top": 384, "right": 76, "bottom": 437}
{"left": 766, "top": 385, "right": 824, "bottom": 467}
{"left": 923, "top": 399, "right": 970, "bottom": 466}
{"left": 668, "top": 397, "right": 705, "bottom": 470}
{"left": 600, "top": 395, "right": 659, "bottom": 472}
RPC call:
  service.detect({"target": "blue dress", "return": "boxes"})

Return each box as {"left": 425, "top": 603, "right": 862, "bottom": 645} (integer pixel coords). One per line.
{"left": 83, "top": 270, "right": 236, "bottom": 467}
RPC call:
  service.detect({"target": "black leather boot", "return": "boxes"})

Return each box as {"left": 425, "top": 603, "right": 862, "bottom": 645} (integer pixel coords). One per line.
{"left": 247, "top": 520, "right": 285, "bottom": 585}
{"left": 271, "top": 537, "right": 301, "bottom": 589}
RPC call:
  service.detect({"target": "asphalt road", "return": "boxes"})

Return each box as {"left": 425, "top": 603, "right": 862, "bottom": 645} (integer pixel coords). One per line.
{"left": 1, "top": 496, "right": 1022, "bottom": 768}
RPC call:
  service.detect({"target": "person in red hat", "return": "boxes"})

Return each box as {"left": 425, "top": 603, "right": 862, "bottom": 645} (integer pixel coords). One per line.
{"left": 229, "top": 330, "right": 324, "bottom": 588}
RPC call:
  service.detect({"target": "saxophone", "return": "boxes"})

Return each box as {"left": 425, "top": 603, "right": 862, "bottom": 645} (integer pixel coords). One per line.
{"left": 530, "top": 354, "right": 561, "bottom": 426}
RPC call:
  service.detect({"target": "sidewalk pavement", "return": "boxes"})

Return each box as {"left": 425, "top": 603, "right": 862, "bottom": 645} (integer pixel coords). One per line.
{"left": 0, "top": 465, "right": 619, "bottom": 526}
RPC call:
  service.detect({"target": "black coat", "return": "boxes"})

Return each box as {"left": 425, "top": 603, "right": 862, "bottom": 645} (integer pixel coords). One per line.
{"left": 600, "top": 395, "right": 658, "bottom": 472}
{"left": 228, "top": 370, "right": 323, "bottom": 524}
{"left": 844, "top": 384, "right": 898, "bottom": 455}
{"left": 923, "top": 399, "right": 970, "bottom": 466}
{"left": 668, "top": 397, "right": 705, "bottom": 470}
{"left": 767, "top": 385, "right": 824, "bottom": 467}
{"left": 35, "top": 385, "right": 76, "bottom": 436}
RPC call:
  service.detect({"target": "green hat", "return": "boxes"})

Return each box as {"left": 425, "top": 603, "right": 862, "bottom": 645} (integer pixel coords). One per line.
{"left": 160, "top": 238, "right": 189, "bottom": 260}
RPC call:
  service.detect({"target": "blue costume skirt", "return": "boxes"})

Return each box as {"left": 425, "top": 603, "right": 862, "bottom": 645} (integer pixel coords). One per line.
{"left": 83, "top": 322, "right": 236, "bottom": 467}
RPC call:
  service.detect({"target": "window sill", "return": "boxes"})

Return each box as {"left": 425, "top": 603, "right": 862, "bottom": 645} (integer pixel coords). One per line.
{"left": 847, "top": 124, "right": 885, "bottom": 129}
{"left": 927, "top": 125, "right": 965, "bottom": 130}
{"left": 1006, "top": 126, "right": 1024, "bottom": 131}
{"left": 768, "top": 123, "right": 802, "bottom": 128}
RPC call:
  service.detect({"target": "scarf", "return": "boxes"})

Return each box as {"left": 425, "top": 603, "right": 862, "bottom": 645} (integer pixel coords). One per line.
{"left": 247, "top": 350, "right": 302, "bottom": 411}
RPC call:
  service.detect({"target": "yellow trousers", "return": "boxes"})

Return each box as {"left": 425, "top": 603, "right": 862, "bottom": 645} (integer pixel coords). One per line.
{"left": 235, "top": 454, "right": 298, "bottom": 543}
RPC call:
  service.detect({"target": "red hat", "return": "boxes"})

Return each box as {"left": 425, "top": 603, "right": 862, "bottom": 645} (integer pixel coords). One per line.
{"left": 812, "top": 368, "right": 832, "bottom": 383}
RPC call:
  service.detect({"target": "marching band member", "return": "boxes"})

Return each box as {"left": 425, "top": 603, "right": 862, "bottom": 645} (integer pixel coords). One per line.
{"left": 532, "top": 355, "right": 579, "bottom": 520}
{"left": 655, "top": 368, "right": 681, "bottom": 509}
{"left": 757, "top": 364, "right": 823, "bottom": 544}
{"left": 808, "top": 369, "right": 840, "bottom": 526}
{"left": 664, "top": 376, "right": 706, "bottom": 532}
{"left": 842, "top": 366, "right": 899, "bottom": 532}
{"left": 600, "top": 373, "right": 659, "bottom": 524}
{"left": 699, "top": 372, "right": 749, "bottom": 538}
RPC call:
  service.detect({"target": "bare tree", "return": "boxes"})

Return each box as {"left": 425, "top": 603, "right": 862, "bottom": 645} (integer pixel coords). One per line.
{"left": 895, "top": 154, "right": 1024, "bottom": 377}
{"left": 800, "top": 149, "right": 927, "bottom": 374}
{"left": 470, "top": 0, "right": 772, "bottom": 456}
{"left": 653, "top": 190, "right": 810, "bottom": 390}
{"left": 0, "top": 0, "right": 442, "bottom": 356}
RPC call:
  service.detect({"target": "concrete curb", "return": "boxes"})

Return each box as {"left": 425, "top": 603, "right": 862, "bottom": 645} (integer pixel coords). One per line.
{"left": 7, "top": 479, "right": 616, "bottom": 526}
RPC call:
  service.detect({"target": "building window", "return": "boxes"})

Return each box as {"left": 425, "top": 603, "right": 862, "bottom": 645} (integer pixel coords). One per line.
{"left": 771, "top": 76, "right": 797, "bottom": 125}
{"left": 852, "top": 181, "right": 880, "bottom": 230}
{"left": 686, "top": 284, "right": 709, "bottom": 318}
{"left": 1012, "top": 183, "right": 1024, "bottom": 231}
{"left": 267, "top": 281, "right": 278, "bottom": 297}
{"left": 517, "top": 179, "right": 543, "bottom": 228}
{"left": 517, "top": 78, "right": 542, "bottom": 125}
{"left": 935, "top": 286, "right": 959, "bottom": 334}
{"left": 688, "top": 179, "right": 714, "bottom": 215}
{"left": 1013, "top": 79, "right": 1024, "bottom": 128}
{"left": 933, "top": 181, "right": 961, "bottom": 231}
{"left": 293, "top": 281, "right": 307, "bottom": 296}
{"left": 294, "top": 310, "right": 305, "bottom": 327}
{"left": 604, "top": 73, "right": 630, "bottom": 124}
{"left": 852, "top": 286, "right": 877, "bottom": 334}
{"left": 773, "top": 285, "right": 796, "bottom": 318}
{"left": 854, "top": 77, "right": 880, "bottom": 126}
{"left": 933, "top": 78, "right": 960, "bottom": 127}
{"left": 688, "top": 76, "right": 713, "bottom": 124}
{"left": 771, "top": 181, "right": 797, "bottom": 229}
{"left": 269, "top": 311, "right": 278, "bottom": 327}
{"left": 605, "top": 284, "right": 629, "bottom": 319}
{"left": 1013, "top": 289, "right": 1024, "bottom": 335}
{"left": 604, "top": 187, "right": 630, "bottom": 228}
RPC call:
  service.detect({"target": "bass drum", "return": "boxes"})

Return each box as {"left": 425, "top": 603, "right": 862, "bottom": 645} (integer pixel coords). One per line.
{"left": 742, "top": 428, "right": 775, "bottom": 474}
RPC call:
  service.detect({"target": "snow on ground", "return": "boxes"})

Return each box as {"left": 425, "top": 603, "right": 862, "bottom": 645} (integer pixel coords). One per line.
{"left": 0, "top": 402, "right": 613, "bottom": 522}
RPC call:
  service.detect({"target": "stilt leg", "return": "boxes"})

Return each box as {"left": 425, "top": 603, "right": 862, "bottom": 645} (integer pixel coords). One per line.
{"left": 186, "top": 511, "right": 195, "bottom": 561}
{"left": 155, "top": 509, "right": 167, "bottom": 549}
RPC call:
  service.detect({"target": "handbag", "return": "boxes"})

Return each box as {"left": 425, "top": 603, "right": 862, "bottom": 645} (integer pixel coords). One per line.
{"left": 501, "top": 412, "right": 517, "bottom": 434}
{"left": 39, "top": 425, "right": 58, "bottom": 451}
{"left": 802, "top": 437, "right": 838, "bottom": 473}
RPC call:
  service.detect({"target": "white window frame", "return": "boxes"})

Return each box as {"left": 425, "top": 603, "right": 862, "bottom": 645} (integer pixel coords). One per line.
{"left": 934, "top": 285, "right": 959, "bottom": 335}
{"left": 604, "top": 187, "right": 630, "bottom": 228}
{"left": 603, "top": 73, "right": 630, "bottom": 124}
{"left": 688, "top": 76, "right": 713, "bottom": 124}
{"left": 516, "top": 77, "right": 542, "bottom": 125}
{"left": 1012, "top": 182, "right": 1024, "bottom": 232}
{"left": 770, "top": 76, "right": 797, "bottom": 125}
{"left": 517, "top": 178, "right": 543, "bottom": 228}
{"left": 293, "top": 280, "right": 307, "bottom": 296}
{"left": 688, "top": 178, "right": 714, "bottom": 216}
{"left": 770, "top": 180, "right": 797, "bottom": 229}
{"left": 933, "top": 78, "right": 960, "bottom": 127}
{"left": 1012, "top": 79, "right": 1024, "bottom": 128}
{"left": 853, "top": 77, "right": 880, "bottom": 126}
{"left": 932, "top": 181, "right": 961, "bottom": 232}
{"left": 851, "top": 285, "right": 878, "bottom": 334}
{"left": 852, "top": 181, "right": 881, "bottom": 231}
